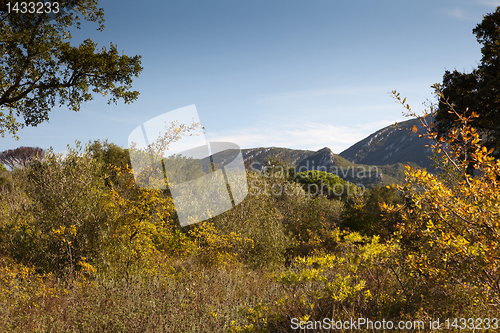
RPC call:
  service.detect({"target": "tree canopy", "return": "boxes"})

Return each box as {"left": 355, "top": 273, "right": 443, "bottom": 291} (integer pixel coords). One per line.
{"left": 0, "top": 0, "right": 143, "bottom": 137}
{"left": 0, "top": 146, "right": 45, "bottom": 169}
{"left": 435, "top": 6, "right": 500, "bottom": 158}
{"left": 295, "top": 170, "right": 356, "bottom": 200}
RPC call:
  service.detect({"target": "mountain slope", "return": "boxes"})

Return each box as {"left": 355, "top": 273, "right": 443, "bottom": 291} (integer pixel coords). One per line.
{"left": 198, "top": 146, "right": 315, "bottom": 173}
{"left": 339, "top": 117, "right": 435, "bottom": 170}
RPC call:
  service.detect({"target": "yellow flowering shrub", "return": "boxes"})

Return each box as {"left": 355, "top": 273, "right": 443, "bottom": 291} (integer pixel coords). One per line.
{"left": 0, "top": 258, "right": 57, "bottom": 308}
{"left": 98, "top": 162, "right": 191, "bottom": 277}
{"left": 231, "top": 230, "right": 398, "bottom": 332}
{"left": 188, "top": 221, "right": 254, "bottom": 266}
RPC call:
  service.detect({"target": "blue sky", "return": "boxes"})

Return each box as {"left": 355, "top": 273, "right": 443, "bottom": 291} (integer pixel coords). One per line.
{"left": 2, "top": 0, "right": 498, "bottom": 154}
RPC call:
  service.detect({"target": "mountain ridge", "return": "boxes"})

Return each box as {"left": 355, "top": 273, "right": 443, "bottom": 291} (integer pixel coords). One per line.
{"left": 238, "top": 117, "right": 434, "bottom": 187}
{"left": 339, "top": 117, "right": 435, "bottom": 170}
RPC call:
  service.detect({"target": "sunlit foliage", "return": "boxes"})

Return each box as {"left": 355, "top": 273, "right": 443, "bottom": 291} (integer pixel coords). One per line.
{"left": 386, "top": 87, "right": 500, "bottom": 306}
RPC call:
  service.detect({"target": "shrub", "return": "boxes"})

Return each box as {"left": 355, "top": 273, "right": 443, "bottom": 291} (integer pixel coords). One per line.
{"left": 342, "top": 185, "right": 404, "bottom": 239}
{"left": 383, "top": 89, "right": 500, "bottom": 312}
{"left": 195, "top": 171, "right": 298, "bottom": 270}
{"left": 0, "top": 143, "right": 108, "bottom": 276}
{"left": 0, "top": 142, "right": 185, "bottom": 278}
{"left": 295, "top": 170, "right": 357, "bottom": 200}
{"left": 230, "top": 230, "right": 401, "bottom": 332}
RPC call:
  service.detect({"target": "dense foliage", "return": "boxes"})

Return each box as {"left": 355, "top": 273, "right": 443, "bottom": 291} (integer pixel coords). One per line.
{"left": 342, "top": 185, "right": 404, "bottom": 239}
{"left": 389, "top": 88, "right": 500, "bottom": 308}
{"left": 295, "top": 170, "right": 357, "bottom": 200}
{"left": 2, "top": 6, "right": 500, "bottom": 331}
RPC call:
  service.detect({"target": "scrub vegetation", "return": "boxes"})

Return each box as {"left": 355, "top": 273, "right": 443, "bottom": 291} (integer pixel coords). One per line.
{"left": 1, "top": 89, "right": 500, "bottom": 332}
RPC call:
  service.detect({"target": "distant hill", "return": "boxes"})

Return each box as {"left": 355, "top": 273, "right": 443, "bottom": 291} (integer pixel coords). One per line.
{"left": 339, "top": 117, "right": 435, "bottom": 170}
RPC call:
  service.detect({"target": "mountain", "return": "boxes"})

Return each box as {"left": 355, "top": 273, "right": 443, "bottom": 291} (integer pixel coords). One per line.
{"left": 339, "top": 117, "right": 435, "bottom": 170}
{"left": 296, "top": 147, "right": 354, "bottom": 172}
{"left": 200, "top": 117, "right": 435, "bottom": 187}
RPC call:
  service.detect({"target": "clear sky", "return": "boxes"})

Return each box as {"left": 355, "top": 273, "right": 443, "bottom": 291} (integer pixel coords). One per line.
{"left": 1, "top": 0, "right": 497, "bottom": 154}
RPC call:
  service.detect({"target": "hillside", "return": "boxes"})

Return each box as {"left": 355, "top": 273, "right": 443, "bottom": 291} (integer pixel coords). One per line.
{"left": 199, "top": 146, "right": 315, "bottom": 173}
{"left": 339, "top": 117, "right": 435, "bottom": 170}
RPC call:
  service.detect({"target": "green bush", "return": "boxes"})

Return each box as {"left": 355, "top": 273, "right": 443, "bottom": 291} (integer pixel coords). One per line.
{"left": 0, "top": 143, "right": 109, "bottom": 275}
{"left": 192, "top": 170, "right": 346, "bottom": 270}
{"left": 0, "top": 141, "right": 183, "bottom": 278}
{"left": 295, "top": 170, "right": 356, "bottom": 200}
{"left": 192, "top": 171, "right": 300, "bottom": 270}
{"left": 342, "top": 185, "right": 404, "bottom": 239}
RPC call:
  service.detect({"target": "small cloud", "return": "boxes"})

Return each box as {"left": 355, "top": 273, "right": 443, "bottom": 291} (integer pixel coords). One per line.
{"left": 445, "top": 8, "right": 473, "bottom": 20}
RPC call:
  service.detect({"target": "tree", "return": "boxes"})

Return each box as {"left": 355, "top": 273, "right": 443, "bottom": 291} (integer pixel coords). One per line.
{"left": 88, "top": 139, "right": 130, "bottom": 169}
{"left": 435, "top": 6, "right": 500, "bottom": 159}
{"left": 0, "top": 146, "right": 45, "bottom": 169}
{"left": 0, "top": 0, "right": 143, "bottom": 137}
